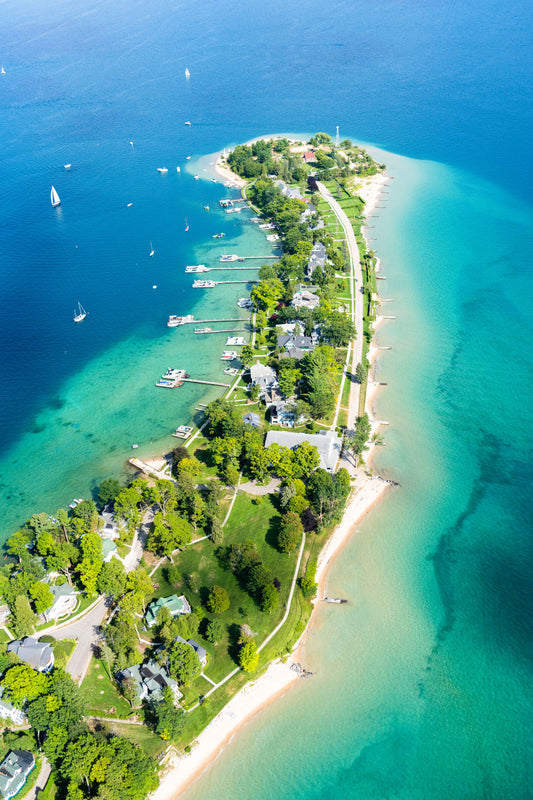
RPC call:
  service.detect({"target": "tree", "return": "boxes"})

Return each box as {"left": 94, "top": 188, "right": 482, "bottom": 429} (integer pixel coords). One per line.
{"left": 278, "top": 512, "right": 303, "bottom": 554}
{"left": 210, "top": 516, "right": 224, "bottom": 546}
{"left": 30, "top": 580, "right": 54, "bottom": 614}
{"left": 11, "top": 595, "right": 36, "bottom": 637}
{"left": 355, "top": 362, "right": 367, "bottom": 383}
{"left": 166, "top": 564, "right": 182, "bottom": 588}
{"left": 121, "top": 677, "right": 138, "bottom": 708}
{"left": 71, "top": 500, "right": 98, "bottom": 533}
{"left": 286, "top": 495, "right": 309, "bottom": 514}
{"left": 205, "top": 618, "right": 225, "bottom": 643}
{"left": 125, "top": 567, "right": 153, "bottom": 611}
{"left": 147, "top": 512, "right": 192, "bottom": 556}
{"left": 322, "top": 311, "right": 356, "bottom": 346}
{"left": 292, "top": 441, "right": 320, "bottom": 477}
{"left": 206, "top": 585, "right": 230, "bottom": 614}
{"left": 3, "top": 664, "right": 49, "bottom": 707}
{"left": 238, "top": 639, "right": 259, "bottom": 672}
{"left": 79, "top": 531, "right": 104, "bottom": 595}
{"left": 240, "top": 344, "right": 255, "bottom": 367}
{"left": 98, "top": 478, "right": 122, "bottom": 508}
{"left": 167, "top": 641, "right": 202, "bottom": 685}
{"left": 152, "top": 687, "right": 185, "bottom": 741}
{"left": 278, "top": 367, "right": 300, "bottom": 398}
{"left": 260, "top": 584, "right": 279, "bottom": 613}
{"left": 97, "top": 559, "right": 127, "bottom": 598}
{"left": 348, "top": 413, "right": 372, "bottom": 458}
{"left": 6, "top": 528, "right": 33, "bottom": 563}
{"left": 300, "top": 560, "right": 318, "bottom": 599}
{"left": 250, "top": 278, "right": 284, "bottom": 313}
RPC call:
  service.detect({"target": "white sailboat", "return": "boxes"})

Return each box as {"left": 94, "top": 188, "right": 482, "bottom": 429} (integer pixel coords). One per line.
{"left": 1, "top": 66, "right": 5, "bottom": 76}
{"left": 185, "top": 68, "right": 190, "bottom": 78}
{"left": 50, "top": 186, "right": 61, "bottom": 207}
{"left": 149, "top": 241, "right": 155, "bottom": 257}
{"left": 73, "top": 302, "right": 87, "bottom": 323}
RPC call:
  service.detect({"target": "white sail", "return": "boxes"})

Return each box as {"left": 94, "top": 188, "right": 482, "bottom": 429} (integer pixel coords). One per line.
{"left": 185, "top": 68, "right": 190, "bottom": 78}
{"left": 50, "top": 186, "right": 61, "bottom": 207}
{"left": 73, "top": 302, "right": 86, "bottom": 323}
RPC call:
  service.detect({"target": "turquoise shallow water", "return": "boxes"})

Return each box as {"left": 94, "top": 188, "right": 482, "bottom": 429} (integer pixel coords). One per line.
{"left": 181, "top": 152, "right": 533, "bottom": 799}
{"left": 1, "top": 0, "right": 532, "bottom": 797}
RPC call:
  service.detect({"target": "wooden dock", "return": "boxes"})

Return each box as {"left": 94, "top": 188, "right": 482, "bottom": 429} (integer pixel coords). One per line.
{"left": 181, "top": 378, "right": 230, "bottom": 387}
{"left": 214, "top": 280, "right": 258, "bottom": 285}
{"left": 194, "top": 328, "right": 248, "bottom": 334}
{"left": 181, "top": 317, "right": 243, "bottom": 324}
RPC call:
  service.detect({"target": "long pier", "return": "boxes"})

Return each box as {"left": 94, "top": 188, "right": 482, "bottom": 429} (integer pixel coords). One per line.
{"left": 194, "top": 328, "right": 248, "bottom": 334}
{"left": 214, "top": 280, "right": 258, "bottom": 285}
{"left": 182, "top": 317, "right": 243, "bottom": 324}
{"left": 205, "top": 266, "right": 259, "bottom": 271}
{"left": 181, "top": 378, "right": 230, "bottom": 387}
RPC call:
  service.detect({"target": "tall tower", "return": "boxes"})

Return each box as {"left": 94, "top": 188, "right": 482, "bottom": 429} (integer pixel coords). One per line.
{"left": 336, "top": 125, "right": 340, "bottom": 146}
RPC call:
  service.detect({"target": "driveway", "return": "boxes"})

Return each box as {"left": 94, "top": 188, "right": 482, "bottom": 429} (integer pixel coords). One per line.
{"left": 52, "top": 597, "right": 107, "bottom": 684}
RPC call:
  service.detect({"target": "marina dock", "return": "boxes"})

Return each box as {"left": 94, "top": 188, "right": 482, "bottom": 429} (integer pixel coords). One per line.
{"left": 181, "top": 378, "right": 230, "bottom": 387}
{"left": 194, "top": 328, "right": 248, "bottom": 334}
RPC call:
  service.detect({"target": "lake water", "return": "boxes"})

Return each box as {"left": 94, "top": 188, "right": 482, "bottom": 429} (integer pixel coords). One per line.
{"left": 1, "top": 1, "right": 531, "bottom": 797}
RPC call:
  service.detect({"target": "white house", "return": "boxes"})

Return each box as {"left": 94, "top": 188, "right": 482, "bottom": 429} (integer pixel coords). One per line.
{"left": 0, "top": 688, "right": 26, "bottom": 726}
{"left": 44, "top": 583, "right": 77, "bottom": 623}
{"left": 291, "top": 289, "right": 320, "bottom": 311}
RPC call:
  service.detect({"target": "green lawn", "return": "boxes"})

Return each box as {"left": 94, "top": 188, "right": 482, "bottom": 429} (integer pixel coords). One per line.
{"left": 149, "top": 491, "right": 298, "bottom": 686}
{"left": 99, "top": 721, "right": 166, "bottom": 759}
{"left": 81, "top": 660, "right": 133, "bottom": 719}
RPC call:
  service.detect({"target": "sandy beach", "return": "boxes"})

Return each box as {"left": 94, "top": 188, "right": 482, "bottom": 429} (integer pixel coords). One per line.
{"left": 150, "top": 148, "right": 392, "bottom": 800}
{"left": 151, "top": 476, "right": 388, "bottom": 800}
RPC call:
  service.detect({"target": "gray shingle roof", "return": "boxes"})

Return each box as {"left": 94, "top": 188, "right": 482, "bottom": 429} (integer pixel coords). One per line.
{"left": 264, "top": 430, "right": 342, "bottom": 473}
{"left": 6, "top": 638, "right": 54, "bottom": 672}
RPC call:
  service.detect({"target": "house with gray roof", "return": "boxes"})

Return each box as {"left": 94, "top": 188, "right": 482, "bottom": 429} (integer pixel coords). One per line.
{"left": 117, "top": 660, "right": 182, "bottom": 707}
{"left": 7, "top": 637, "right": 54, "bottom": 673}
{"left": 44, "top": 583, "right": 77, "bottom": 623}
{"left": 305, "top": 241, "right": 328, "bottom": 280}
{"left": 243, "top": 411, "right": 261, "bottom": 428}
{"left": 174, "top": 636, "right": 208, "bottom": 668}
{"left": 99, "top": 510, "right": 125, "bottom": 540}
{"left": 0, "top": 750, "right": 35, "bottom": 799}
{"left": 277, "top": 334, "right": 316, "bottom": 361}
{"left": 0, "top": 689, "right": 26, "bottom": 726}
{"left": 249, "top": 363, "right": 278, "bottom": 397}
{"left": 274, "top": 180, "right": 306, "bottom": 201}
{"left": 145, "top": 594, "right": 191, "bottom": 629}
{"left": 264, "top": 430, "right": 342, "bottom": 473}
{"left": 291, "top": 289, "right": 320, "bottom": 311}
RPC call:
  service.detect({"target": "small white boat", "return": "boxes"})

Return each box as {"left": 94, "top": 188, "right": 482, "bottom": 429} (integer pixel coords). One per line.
{"left": 192, "top": 279, "right": 216, "bottom": 288}
{"left": 73, "top": 302, "right": 87, "bottom": 323}
{"left": 204, "top": 205, "right": 210, "bottom": 211}
{"left": 50, "top": 186, "right": 61, "bottom": 207}
{"left": 157, "top": 167, "right": 168, "bottom": 174}
{"left": 226, "top": 336, "right": 246, "bottom": 346}
{"left": 129, "top": 141, "right": 134, "bottom": 147}
{"left": 176, "top": 166, "right": 181, "bottom": 172}
{"left": 127, "top": 202, "right": 133, "bottom": 207}
{"left": 186, "top": 156, "right": 191, "bottom": 160}
{"left": 185, "top": 121, "right": 192, "bottom": 126}
{"left": 185, "top": 264, "right": 207, "bottom": 273}
{"left": 1, "top": 66, "right": 5, "bottom": 75}
{"left": 168, "top": 314, "right": 194, "bottom": 327}
{"left": 220, "top": 254, "right": 239, "bottom": 262}
{"left": 194, "top": 174, "right": 199, "bottom": 180}
{"left": 152, "top": 285, "right": 157, "bottom": 289}
{"left": 131, "top": 444, "right": 139, "bottom": 449}
{"left": 184, "top": 217, "right": 189, "bottom": 232}
{"left": 64, "top": 163, "right": 72, "bottom": 170}
{"left": 220, "top": 351, "right": 238, "bottom": 361}
{"left": 149, "top": 241, "right": 155, "bottom": 257}
{"left": 185, "top": 68, "right": 190, "bottom": 78}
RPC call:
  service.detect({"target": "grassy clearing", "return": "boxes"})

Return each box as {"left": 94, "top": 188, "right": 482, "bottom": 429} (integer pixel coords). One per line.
{"left": 99, "top": 721, "right": 166, "bottom": 759}
{"left": 81, "top": 660, "right": 133, "bottom": 718}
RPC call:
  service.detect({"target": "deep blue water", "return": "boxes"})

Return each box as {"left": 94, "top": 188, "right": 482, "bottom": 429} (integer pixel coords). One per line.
{"left": 1, "top": 1, "right": 532, "bottom": 798}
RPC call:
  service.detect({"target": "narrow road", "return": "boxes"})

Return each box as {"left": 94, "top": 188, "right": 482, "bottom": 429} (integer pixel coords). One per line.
{"left": 52, "top": 597, "right": 107, "bottom": 685}
{"left": 24, "top": 757, "right": 51, "bottom": 800}
{"left": 317, "top": 182, "right": 363, "bottom": 432}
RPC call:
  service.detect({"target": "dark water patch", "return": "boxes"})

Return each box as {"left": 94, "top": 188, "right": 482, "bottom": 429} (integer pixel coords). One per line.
{"left": 317, "top": 725, "right": 413, "bottom": 800}
{"left": 31, "top": 424, "right": 46, "bottom": 434}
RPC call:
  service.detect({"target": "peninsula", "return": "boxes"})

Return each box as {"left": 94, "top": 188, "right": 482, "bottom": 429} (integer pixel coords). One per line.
{"left": 0, "top": 133, "right": 393, "bottom": 800}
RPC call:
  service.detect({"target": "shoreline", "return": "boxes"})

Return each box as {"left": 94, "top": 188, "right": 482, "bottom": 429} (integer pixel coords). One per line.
{"left": 151, "top": 475, "right": 389, "bottom": 800}
{"left": 150, "top": 144, "right": 392, "bottom": 800}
